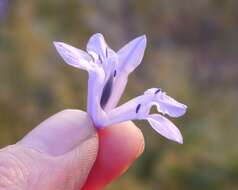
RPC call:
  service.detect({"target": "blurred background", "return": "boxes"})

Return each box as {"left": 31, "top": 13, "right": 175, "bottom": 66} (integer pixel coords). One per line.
{"left": 0, "top": 0, "right": 238, "bottom": 189}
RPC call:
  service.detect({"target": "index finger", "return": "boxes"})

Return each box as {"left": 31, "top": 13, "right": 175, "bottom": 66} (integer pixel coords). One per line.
{"left": 82, "top": 121, "right": 145, "bottom": 190}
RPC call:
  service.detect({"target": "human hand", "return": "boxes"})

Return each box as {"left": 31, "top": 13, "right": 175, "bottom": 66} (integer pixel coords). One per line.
{"left": 0, "top": 109, "right": 144, "bottom": 190}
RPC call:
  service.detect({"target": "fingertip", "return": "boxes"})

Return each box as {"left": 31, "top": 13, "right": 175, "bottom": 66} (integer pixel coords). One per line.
{"left": 19, "top": 109, "right": 97, "bottom": 156}
{"left": 82, "top": 121, "right": 145, "bottom": 190}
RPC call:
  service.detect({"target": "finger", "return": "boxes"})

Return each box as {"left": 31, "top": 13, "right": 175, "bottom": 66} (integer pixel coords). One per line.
{"left": 0, "top": 139, "right": 98, "bottom": 190}
{"left": 54, "top": 136, "right": 98, "bottom": 190}
{"left": 18, "top": 109, "right": 97, "bottom": 156}
{"left": 82, "top": 121, "right": 145, "bottom": 190}
{"left": 17, "top": 109, "right": 99, "bottom": 189}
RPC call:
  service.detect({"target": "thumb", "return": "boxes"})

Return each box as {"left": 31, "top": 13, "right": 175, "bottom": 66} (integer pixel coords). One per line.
{"left": 54, "top": 135, "right": 98, "bottom": 189}
{"left": 17, "top": 109, "right": 98, "bottom": 190}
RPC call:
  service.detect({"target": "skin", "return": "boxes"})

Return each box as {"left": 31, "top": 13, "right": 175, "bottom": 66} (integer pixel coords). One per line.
{"left": 0, "top": 109, "right": 144, "bottom": 190}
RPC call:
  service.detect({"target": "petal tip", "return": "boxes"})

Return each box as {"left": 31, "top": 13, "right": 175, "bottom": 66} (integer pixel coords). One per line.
{"left": 184, "top": 104, "right": 188, "bottom": 111}
{"left": 53, "top": 41, "right": 59, "bottom": 47}
{"left": 132, "top": 34, "right": 147, "bottom": 47}
{"left": 141, "top": 34, "right": 147, "bottom": 40}
{"left": 91, "top": 33, "right": 104, "bottom": 40}
{"left": 176, "top": 136, "right": 183, "bottom": 144}
{"left": 139, "top": 34, "right": 147, "bottom": 45}
{"left": 170, "top": 132, "right": 183, "bottom": 144}
{"left": 181, "top": 104, "right": 188, "bottom": 116}
{"left": 53, "top": 41, "right": 65, "bottom": 50}
{"left": 173, "top": 129, "right": 183, "bottom": 144}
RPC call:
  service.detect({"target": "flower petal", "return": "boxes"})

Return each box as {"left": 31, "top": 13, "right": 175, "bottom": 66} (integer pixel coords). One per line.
{"left": 117, "top": 35, "right": 147, "bottom": 74}
{"left": 87, "top": 69, "right": 107, "bottom": 126}
{"left": 98, "top": 93, "right": 150, "bottom": 127}
{"left": 54, "top": 41, "right": 93, "bottom": 71}
{"left": 86, "top": 33, "right": 117, "bottom": 80}
{"left": 147, "top": 114, "right": 183, "bottom": 144}
{"left": 99, "top": 88, "right": 186, "bottom": 128}
{"left": 102, "top": 74, "right": 128, "bottom": 111}
{"left": 86, "top": 33, "right": 108, "bottom": 61}
{"left": 103, "top": 35, "right": 147, "bottom": 111}
{"left": 154, "top": 90, "right": 187, "bottom": 117}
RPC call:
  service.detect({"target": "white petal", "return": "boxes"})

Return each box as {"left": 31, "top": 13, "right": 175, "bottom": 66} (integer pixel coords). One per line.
{"left": 104, "top": 35, "right": 147, "bottom": 111}
{"left": 99, "top": 93, "right": 150, "bottom": 127}
{"left": 102, "top": 49, "right": 118, "bottom": 82}
{"left": 54, "top": 41, "right": 106, "bottom": 125}
{"left": 87, "top": 69, "right": 107, "bottom": 126}
{"left": 117, "top": 35, "right": 147, "bottom": 74}
{"left": 103, "top": 75, "right": 128, "bottom": 111}
{"left": 155, "top": 91, "right": 187, "bottom": 117}
{"left": 54, "top": 42, "right": 93, "bottom": 71}
{"left": 86, "top": 33, "right": 108, "bottom": 61}
{"left": 100, "top": 88, "right": 187, "bottom": 128}
{"left": 86, "top": 33, "right": 117, "bottom": 79}
{"left": 147, "top": 114, "right": 183, "bottom": 144}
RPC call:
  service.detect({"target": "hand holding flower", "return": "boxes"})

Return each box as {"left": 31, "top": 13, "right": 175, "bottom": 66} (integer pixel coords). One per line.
{"left": 0, "top": 110, "right": 144, "bottom": 190}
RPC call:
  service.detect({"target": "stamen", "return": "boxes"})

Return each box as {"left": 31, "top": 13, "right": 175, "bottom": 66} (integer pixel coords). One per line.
{"left": 100, "top": 75, "right": 113, "bottom": 109}
{"left": 155, "top": 88, "right": 161, "bottom": 94}
{"left": 136, "top": 104, "right": 141, "bottom": 113}
{"left": 99, "top": 55, "right": 103, "bottom": 64}
{"left": 113, "top": 70, "right": 117, "bottom": 77}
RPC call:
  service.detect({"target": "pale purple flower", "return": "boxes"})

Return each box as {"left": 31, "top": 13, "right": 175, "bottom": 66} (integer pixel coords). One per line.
{"left": 54, "top": 33, "right": 187, "bottom": 144}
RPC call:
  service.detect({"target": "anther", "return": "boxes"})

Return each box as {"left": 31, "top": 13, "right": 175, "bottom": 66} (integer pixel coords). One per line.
{"left": 155, "top": 88, "right": 161, "bottom": 94}
{"left": 136, "top": 104, "right": 141, "bottom": 113}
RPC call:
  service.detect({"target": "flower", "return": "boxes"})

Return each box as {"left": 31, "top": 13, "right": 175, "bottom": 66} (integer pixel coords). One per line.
{"left": 54, "top": 33, "right": 187, "bottom": 144}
